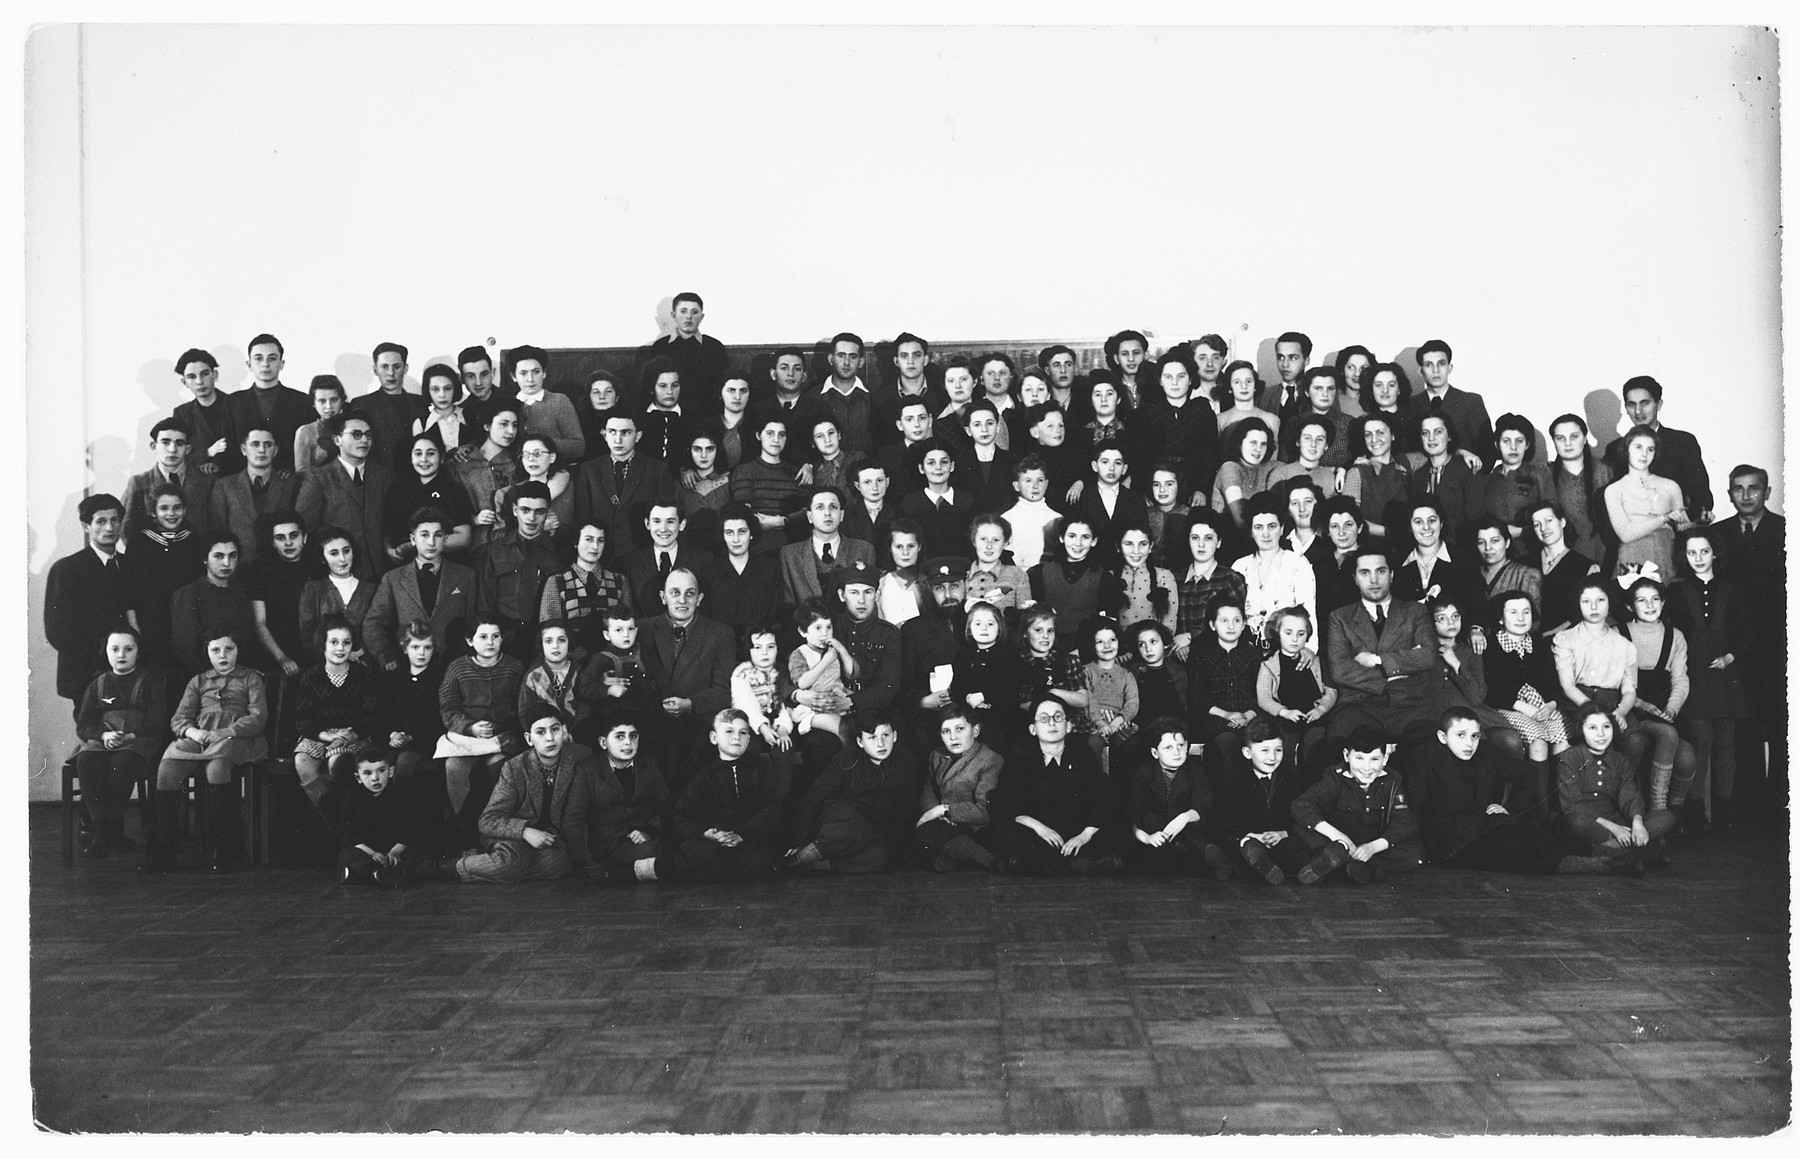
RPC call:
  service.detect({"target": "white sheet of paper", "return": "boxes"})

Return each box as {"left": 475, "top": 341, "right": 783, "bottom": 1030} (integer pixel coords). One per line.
{"left": 930, "top": 664, "right": 954, "bottom": 694}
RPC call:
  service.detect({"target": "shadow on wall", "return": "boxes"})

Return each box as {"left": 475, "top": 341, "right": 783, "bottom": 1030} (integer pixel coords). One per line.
{"left": 334, "top": 352, "right": 377, "bottom": 397}
{"left": 1584, "top": 389, "right": 1626, "bottom": 448}
{"left": 131, "top": 359, "right": 182, "bottom": 478}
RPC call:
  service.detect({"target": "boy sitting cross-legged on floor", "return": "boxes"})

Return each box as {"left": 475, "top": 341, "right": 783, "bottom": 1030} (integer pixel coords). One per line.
{"left": 584, "top": 708, "right": 674, "bottom": 885}
{"left": 1208, "top": 716, "right": 1312, "bottom": 884}
{"left": 1290, "top": 725, "right": 1423, "bottom": 885}
{"left": 1123, "top": 717, "right": 1235, "bottom": 881}
{"left": 669, "top": 708, "right": 787, "bottom": 883}
{"left": 337, "top": 746, "right": 448, "bottom": 887}
{"left": 446, "top": 703, "right": 596, "bottom": 884}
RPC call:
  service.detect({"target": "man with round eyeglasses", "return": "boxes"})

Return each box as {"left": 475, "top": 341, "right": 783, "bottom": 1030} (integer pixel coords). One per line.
{"left": 295, "top": 409, "right": 391, "bottom": 580}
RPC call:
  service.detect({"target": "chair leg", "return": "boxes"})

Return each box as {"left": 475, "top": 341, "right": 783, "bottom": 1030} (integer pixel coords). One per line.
{"left": 61, "top": 759, "right": 77, "bottom": 868}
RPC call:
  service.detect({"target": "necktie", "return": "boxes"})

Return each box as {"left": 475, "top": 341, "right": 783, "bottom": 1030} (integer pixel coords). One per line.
{"left": 251, "top": 476, "right": 267, "bottom": 495}
{"left": 615, "top": 457, "right": 630, "bottom": 496}
{"left": 659, "top": 551, "right": 672, "bottom": 579}
{"left": 1427, "top": 466, "right": 1440, "bottom": 495}
{"left": 171, "top": 473, "right": 184, "bottom": 491}
{"left": 352, "top": 469, "right": 363, "bottom": 487}
{"left": 821, "top": 541, "right": 835, "bottom": 567}
{"left": 417, "top": 562, "right": 440, "bottom": 610}
{"left": 1430, "top": 394, "right": 1444, "bottom": 413}
{"left": 672, "top": 624, "right": 687, "bottom": 655}
{"left": 1744, "top": 519, "right": 1754, "bottom": 537}
{"left": 1373, "top": 603, "right": 1387, "bottom": 639}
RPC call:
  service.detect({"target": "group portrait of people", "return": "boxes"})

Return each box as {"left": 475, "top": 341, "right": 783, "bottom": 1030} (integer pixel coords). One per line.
{"left": 41, "top": 291, "right": 1787, "bottom": 891}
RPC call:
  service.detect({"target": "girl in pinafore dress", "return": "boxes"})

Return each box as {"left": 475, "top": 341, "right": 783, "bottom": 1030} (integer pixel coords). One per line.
{"left": 72, "top": 626, "right": 167, "bottom": 860}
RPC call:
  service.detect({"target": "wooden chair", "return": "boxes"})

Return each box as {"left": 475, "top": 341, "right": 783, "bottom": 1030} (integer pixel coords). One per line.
{"left": 60, "top": 755, "right": 151, "bottom": 868}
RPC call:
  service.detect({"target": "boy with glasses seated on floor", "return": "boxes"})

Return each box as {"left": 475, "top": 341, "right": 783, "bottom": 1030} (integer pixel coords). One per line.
{"left": 989, "top": 696, "right": 1125, "bottom": 876}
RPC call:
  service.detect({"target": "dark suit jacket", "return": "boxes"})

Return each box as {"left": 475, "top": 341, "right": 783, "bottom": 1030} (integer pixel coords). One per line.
{"left": 225, "top": 384, "right": 316, "bottom": 475}
{"left": 123, "top": 466, "right": 215, "bottom": 539}
{"left": 1124, "top": 758, "right": 1214, "bottom": 835}
{"left": 295, "top": 459, "right": 393, "bottom": 580}
{"left": 842, "top": 499, "right": 896, "bottom": 562}
{"left": 206, "top": 470, "right": 299, "bottom": 564}
{"left": 898, "top": 488, "right": 976, "bottom": 561}
{"left": 953, "top": 445, "right": 1018, "bottom": 516}
{"left": 1256, "top": 381, "right": 1308, "bottom": 426}
{"left": 1069, "top": 485, "right": 1150, "bottom": 566}
{"left": 1324, "top": 599, "right": 1436, "bottom": 713}
{"left": 636, "top": 613, "right": 735, "bottom": 723}
{"left": 777, "top": 536, "right": 875, "bottom": 607}
{"left": 1208, "top": 760, "right": 1307, "bottom": 844}
{"left": 1709, "top": 510, "right": 1785, "bottom": 632}
{"left": 992, "top": 741, "right": 1119, "bottom": 839}
{"left": 572, "top": 455, "right": 678, "bottom": 563}
{"left": 1402, "top": 385, "right": 1495, "bottom": 463}
{"left": 1390, "top": 549, "right": 1484, "bottom": 611}
{"left": 1604, "top": 425, "right": 1712, "bottom": 518}
{"left": 696, "top": 553, "right": 784, "bottom": 635}
{"left": 585, "top": 755, "right": 671, "bottom": 860}
{"left": 623, "top": 545, "right": 716, "bottom": 615}
{"left": 174, "top": 396, "right": 241, "bottom": 476}
{"left": 43, "top": 548, "right": 132, "bottom": 700}
{"left": 296, "top": 576, "right": 379, "bottom": 663}
{"left": 363, "top": 559, "right": 479, "bottom": 669}
{"left": 1402, "top": 742, "right": 1537, "bottom": 863}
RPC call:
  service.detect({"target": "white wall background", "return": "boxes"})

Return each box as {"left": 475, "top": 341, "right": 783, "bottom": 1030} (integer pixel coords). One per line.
{"left": 24, "top": 23, "right": 1782, "bottom": 799}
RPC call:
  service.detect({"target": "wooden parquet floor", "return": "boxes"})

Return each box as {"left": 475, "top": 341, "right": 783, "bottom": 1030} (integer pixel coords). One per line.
{"left": 28, "top": 807, "right": 1792, "bottom": 1135}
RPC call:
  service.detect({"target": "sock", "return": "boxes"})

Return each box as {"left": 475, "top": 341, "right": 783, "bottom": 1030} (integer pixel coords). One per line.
{"left": 1650, "top": 761, "right": 1674, "bottom": 810}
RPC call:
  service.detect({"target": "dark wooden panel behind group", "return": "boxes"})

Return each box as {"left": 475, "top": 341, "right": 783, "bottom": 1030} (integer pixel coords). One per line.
{"left": 28, "top": 808, "right": 1790, "bottom": 1135}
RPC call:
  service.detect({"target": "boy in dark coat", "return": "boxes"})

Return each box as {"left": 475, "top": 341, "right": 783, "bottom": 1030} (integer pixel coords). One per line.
{"left": 337, "top": 748, "right": 444, "bottom": 886}
{"left": 1291, "top": 726, "right": 1423, "bottom": 884}
{"left": 786, "top": 710, "right": 919, "bottom": 873}
{"left": 669, "top": 708, "right": 786, "bottom": 882}
{"left": 1403, "top": 707, "right": 1618, "bottom": 875}
{"left": 989, "top": 696, "right": 1125, "bottom": 876}
{"left": 1124, "top": 718, "right": 1234, "bottom": 880}
{"left": 1208, "top": 717, "right": 1312, "bottom": 884}
{"left": 584, "top": 711, "right": 673, "bottom": 883}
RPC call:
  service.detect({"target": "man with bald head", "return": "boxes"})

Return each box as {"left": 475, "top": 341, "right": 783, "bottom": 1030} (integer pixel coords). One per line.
{"left": 637, "top": 566, "right": 737, "bottom": 791}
